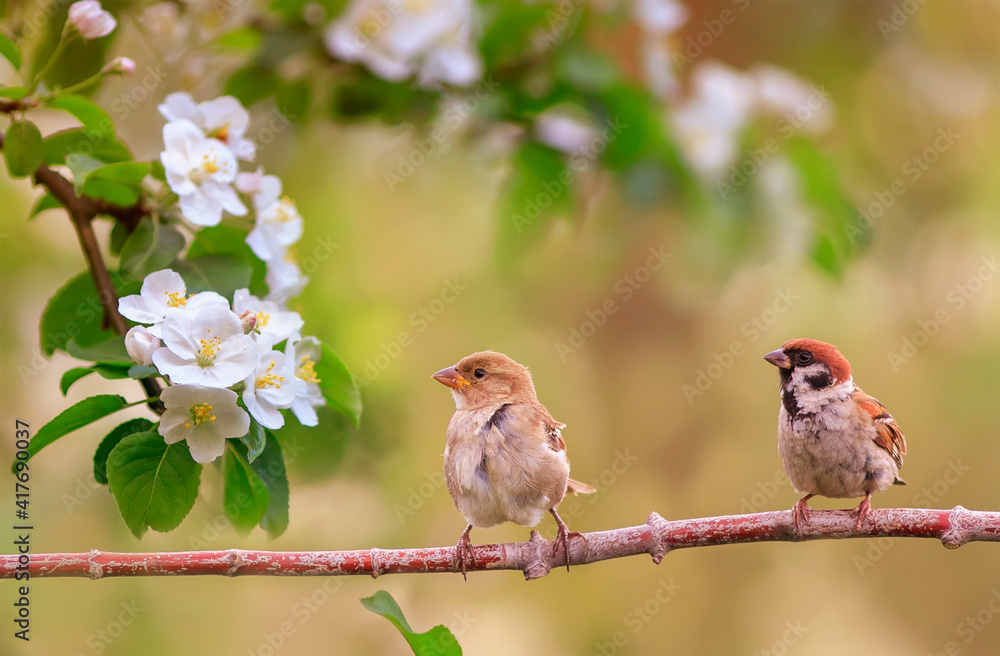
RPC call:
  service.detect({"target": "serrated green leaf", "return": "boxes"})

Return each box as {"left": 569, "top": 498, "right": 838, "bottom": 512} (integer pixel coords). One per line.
{"left": 15, "top": 395, "right": 129, "bottom": 470}
{"left": 223, "top": 441, "right": 270, "bottom": 533}
{"left": 174, "top": 255, "right": 252, "bottom": 303}
{"left": 43, "top": 128, "right": 132, "bottom": 166}
{"left": 94, "top": 418, "right": 154, "bottom": 485}
{"left": 149, "top": 159, "right": 166, "bottom": 182}
{"left": 47, "top": 94, "right": 115, "bottom": 137}
{"left": 240, "top": 419, "right": 266, "bottom": 463}
{"left": 252, "top": 431, "right": 289, "bottom": 539}
{"left": 39, "top": 271, "right": 137, "bottom": 356}
{"left": 66, "top": 335, "right": 131, "bottom": 363}
{"left": 4, "top": 119, "right": 43, "bottom": 178}
{"left": 0, "top": 32, "right": 22, "bottom": 70}
{"left": 60, "top": 367, "right": 96, "bottom": 396}
{"left": 107, "top": 432, "right": 201, "bottom": 539}
{"left": 119, "top": 217, "right": 185, "bottom": 281}
{"left": 315, "top": 344, "right": 362, "bottom": 428}
{"left": 128, "top": 364, "right": 158, "bottom": 378}
{"left": 67, "top": 153, "right": 105, "bottom": 193}
{"left": 187, "top": 225, "right": 267, "bottom": 296}
{"left": 361, "top": 590, "right": 462, "bottom": 656}
{"left": 29, "top": 193, "right": 63, "bottom": 219}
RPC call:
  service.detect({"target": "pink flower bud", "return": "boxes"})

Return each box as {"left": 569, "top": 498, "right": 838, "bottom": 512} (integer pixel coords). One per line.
{"left": 102, "top": 56, "right": 135, "bottom": 77}
{"left": 68, "top": 0, "right": 117, "bottom": 40}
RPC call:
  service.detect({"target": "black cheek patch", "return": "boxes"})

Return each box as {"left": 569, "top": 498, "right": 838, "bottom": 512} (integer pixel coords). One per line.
{"left": 485, "top": 403, "right": 511, "bottom": 433}
{"left": 805, "top": 370, "right": 833, "bottom": 389}
{"left": 781, "top": 391, "right": 800, "bottom": 417}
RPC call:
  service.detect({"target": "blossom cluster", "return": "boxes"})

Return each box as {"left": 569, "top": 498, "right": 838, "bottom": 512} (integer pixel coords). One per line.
{"left": 158, "top": 93, "right": 307, "bottom": 303}
{"left": 120, "top": 270, "right": 325, "bottom": 463}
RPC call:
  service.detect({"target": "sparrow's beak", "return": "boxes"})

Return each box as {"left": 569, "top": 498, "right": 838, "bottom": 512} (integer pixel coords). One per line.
{"left": 763, "top": 349, "right": 791, "bottom": 369}
{"left": 432, "top": 366, "right": 471, "bottom": 389}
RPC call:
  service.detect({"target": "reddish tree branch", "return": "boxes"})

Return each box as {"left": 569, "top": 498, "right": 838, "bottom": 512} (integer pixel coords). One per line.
{"left": 3, "top": 506, "right": 996, "bottom": 581}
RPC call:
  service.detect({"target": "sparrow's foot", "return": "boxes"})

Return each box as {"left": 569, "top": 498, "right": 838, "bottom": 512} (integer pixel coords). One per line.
{"left": 792, "top": 494, "right": 814, "bottom": 534}
{"left": 455, "top": 525, "right": 475, "bottom": 581}
{"left": 550, "top": 508, "right": 586, "bottom": 572}
{"left": 852, "top": 492, "right": 873, "bottom": 531}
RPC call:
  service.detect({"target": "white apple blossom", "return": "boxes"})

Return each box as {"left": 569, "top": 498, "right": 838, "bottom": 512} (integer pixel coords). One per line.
{"left": 751, "top": 65, "right": 833, "bottom": 134}
{"left": 670, "top": 62, "right": 757, "bottom": 178}
{"left": 159, "top": 385, "right": 250, "bottom": 463}
{"left": 534, "top": 108, "right": 598, "bottom": 154}
{"left": 286, "top": 337, "right": 326, "bottom": 427}
{"left": 68, "top": 0, "right": 116, "bottom": 39}
{"left": 161, "top": 119, "right": 247, "bottom": 226}
{"left": 118, "top": 269, "right": 228, "bottom": 336}
{"left": 124, "top": 326, "right": 160, "bottom": 366}
{"left": 152, "top": 303, "right": 257, "bottom": 388}
{"left": 242, "top": 172, "right": 304, "bottom": 263}
{"left": 242, "top": 338, "right": 297, "bottom": 430}
{"left": 232, "top": 288, "right": 304, "bottom": 344}
{"left": 265, "top": 251, "right": 309, "bottom": 305}
{"left": 159, "top": 92, "right": 256, "bottom": 160}
{"left": 633, "top": 0, "right": 688, "bottom": 99}
{"left": 324, "top": 0, "right": 482, "bottom": 88}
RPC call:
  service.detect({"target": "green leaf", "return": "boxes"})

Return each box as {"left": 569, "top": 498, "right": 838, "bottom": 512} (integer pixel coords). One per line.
{"left": 43, "top": 128, "right": 132, "bottom": 166}
{"left": 225, "top": 64, "right": 277, "bottom": 107}
{"left": 0, "top": 86, "right": 27, "bottom": 99}
{"left": 67, "top": 153, "right": 105, "bottom": 193}
{"left": 174, "top": 255, "right": 252, "bottom": 303}
{"left": 66, "top": 335, "right": 131, "bottom": 363}
{"left": 81, "top": 162, "right": 148, "bottom": 207}
{"left": 60, "top": 367, "right": 96, "bottom": 395}
{"left": 187, "top": 225, "right": 266, "bottom": 296}
{"left": 223, "top": 441, "right": 270, "bottom": 534}
{"left": 149, "top": 159, "right": 166, "bottom": 182}
{"left": 212, "top": 26, "right": 262, "bottom": 50}
{"left": 360, "top": 590, "right": 462, "bottom": 656}
{"left": 0, "top": 32, "right": 22, "bottom": 70}
{"left": 94, "top": 418, "right": 154, "bottom": 485}
{"left": 240, "top": 419, "right": 266, "bottom": 464}
{"left": 39, "top": 271, "right": 138, "bottom": 356}
{"left": 251, "top": 431, "right": 289, "bottom": 539}
{"left": 315, "top": 344, "right": 362, "bottom": 429}
{"left": 110, "top": 220, "right": 129, "bottom": 255}
{"left": 276, "top": 78, "right": 311, "bottom": 122}
{"left": 107, "top": 432, "right": 201, "bottom": 539}
{"left": 4, "top": 119, "right": 44, "bottom": 178}
{"left": 16, "top": 395, "right": 129, "bottom": 469}
{"left": 128, "top": 364, "right": 158, "bottom": 379}
{"left": 29, "top": 193, "right": 63, "bottom": 219}
{"left": 119, "top": 217, "right": 185, "bottom": 281}
{"left": 47, "top": 94, "right": 115, "bottom": 137}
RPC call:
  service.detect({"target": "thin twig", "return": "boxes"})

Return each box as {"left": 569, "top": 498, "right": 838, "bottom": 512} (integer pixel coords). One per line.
{"left": 2, "top": 506, "right": 995, "bottom": 581}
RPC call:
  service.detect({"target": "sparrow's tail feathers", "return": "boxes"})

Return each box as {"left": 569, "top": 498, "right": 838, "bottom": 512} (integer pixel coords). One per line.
{"left": 567, "top": 478, "right": 596, "bottom": 495}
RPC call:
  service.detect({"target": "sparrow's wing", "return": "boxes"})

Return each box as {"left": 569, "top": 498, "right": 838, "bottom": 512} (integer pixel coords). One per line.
{"left": 856, "top": 391, "right": 907, "bottom": 468}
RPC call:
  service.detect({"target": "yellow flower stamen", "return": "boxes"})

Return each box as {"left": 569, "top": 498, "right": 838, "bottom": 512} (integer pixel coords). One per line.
{"left": 255, "top": 310, "right": 270, "bottom": 328}
{"left": 197, "top": 329, "right": 222, "bottom": 367}
{"left": 296, "top": 356, "right": 320, "bottom": 383}
{"left": 164, "top": 290, "right": 188, "bottom": 308}
{"left": 201, "top": 153, "right": 220, "bottom": 174}
{"left": 256, "top": 360, "right": 284, "bottom": 390}
{"left": 188, "top": 402, "right": 217, "bottom": 427}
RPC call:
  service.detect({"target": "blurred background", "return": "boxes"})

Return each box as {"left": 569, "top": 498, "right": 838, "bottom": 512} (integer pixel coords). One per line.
{"left": 1, "top": 0, "right": 998, "bottom": 654}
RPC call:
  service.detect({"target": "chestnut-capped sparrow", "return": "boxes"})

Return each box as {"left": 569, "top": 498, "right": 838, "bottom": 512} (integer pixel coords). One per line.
{"left": 764, "top": 339, "right": 907, "bottom": 531}
{"left": 433, "top": 351, "right": 595, "bottom": 578}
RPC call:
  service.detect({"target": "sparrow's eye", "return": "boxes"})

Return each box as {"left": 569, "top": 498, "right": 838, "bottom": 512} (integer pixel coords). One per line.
{"left": 797, "top": 352, "right": 813, "bottom": 364}
{"left": 474, "top": 368, "right": 487, "bottom": 379}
